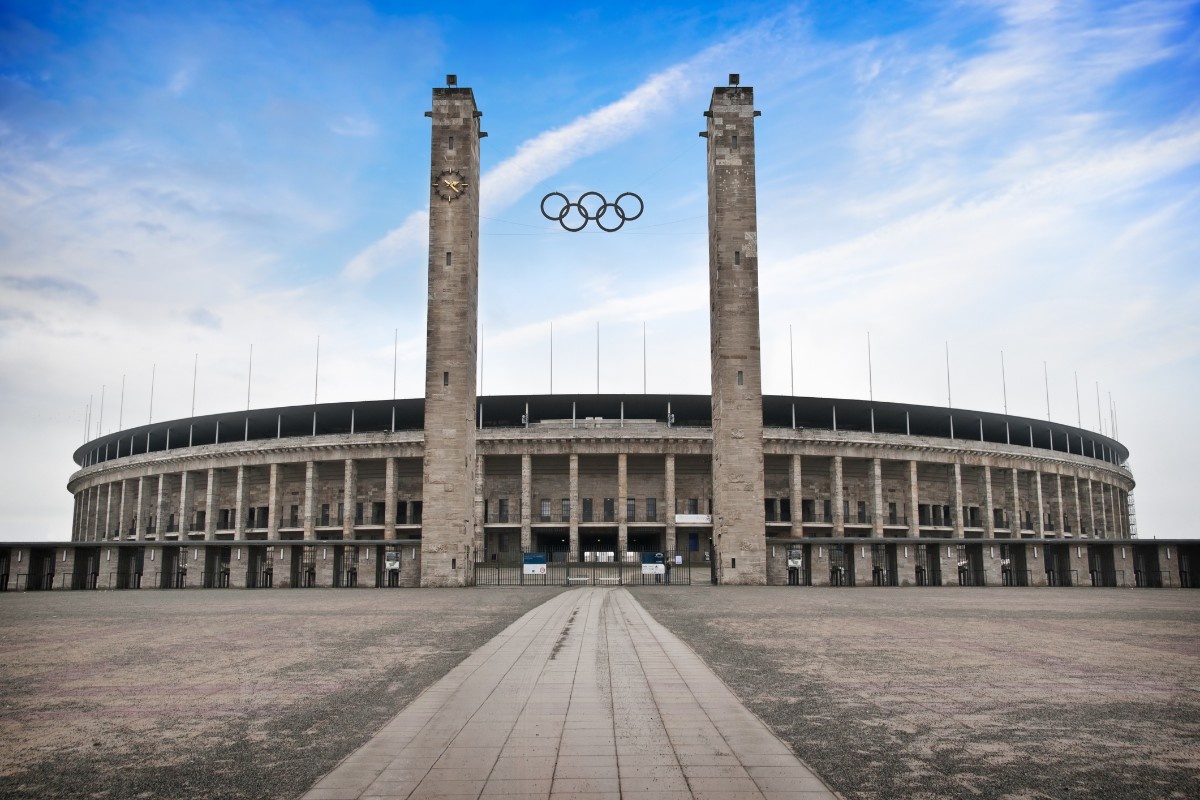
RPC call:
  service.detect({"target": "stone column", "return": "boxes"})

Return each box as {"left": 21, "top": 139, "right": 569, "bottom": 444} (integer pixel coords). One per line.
{"left": 705, "top": 79, "right": 766, "bottom": 585}
{"left": 267, "top": 463, "right": 281, "bottom": 539}
{"left": 569, "top": 454, "right": 580, "bottom": 560}
{"left": 662, "top": 455, "right": 672, "bottom": 556}
{"left": 1086, "top": 478, "right": 1096, "bottom": 538}
{"left": 233, "top": 465, "right": 247, "bottom": 539}
{"left": 870, "top": 458, "right": 884, "bottom": 538}
{"left": 179, "top": 471, "right": 193, "bottom": 537}
{"left": 952, "top": 463, "right": 964, "bottom": 539}
{"left": 1033, "top": 470, "right": 1045, "bottom": 537}
{"left": 1010, "top": 468, "right": 1022, "bottom": 535}
{"left": 789, "top": 454, "right": 803, "bottom": 538}
{"left": 342, "top": 459, "right": 357, "bottom": 540}
{"left": 520, "top": 454, "right": 532, "bottom": 553}
{"left": 1054, "top": 474, "right": 1065, "bottom": 537}
{"left": 907, "top": 460, "right": 920, "bottom": 537}
{"left": 983, "top": 466, "right": 995, "bottom": 539}
{"left": 1070, "top": 474, "right": 1082, "bottom": 538}
{"left": 117, "top": 480, "right": 128, "bottom": 539}
{"left": 1099, "top": 482, "right": 1110, "bottom": 539}
{"left": 831, "top": 456, "right": 844, "bottom": 536}
{"left": 419, "top": 82, "right": 481, "bottom": 586}
{"left": 473, "top": 453, "right": 485, "bottom": 560}
{"left": 617, "top": 453, "right": 628, "bottom": 557}
{"left": 303, "top": 461, "right": 316, "bottom": 541}
{"left": 384, "top": 457, "right": 397, "bottom": 540}
{"left": 135, "top": 477, "right": 147, "bottom": 541}
{"left": 104, "top": 483, "right": 114, "bottom": 540}
{"left": 154, "top": 474, "right": 169, "bottom": 538}
{"left": 205, "top": 469, "right": 218, "bottom": 540}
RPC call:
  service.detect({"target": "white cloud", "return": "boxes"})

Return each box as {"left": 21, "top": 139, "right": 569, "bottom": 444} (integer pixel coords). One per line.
{"left": 330, "top": 116, "right": 379, "bottom": 137}
{"left": 341, "top": 209, "right": 428, "bottom": 281}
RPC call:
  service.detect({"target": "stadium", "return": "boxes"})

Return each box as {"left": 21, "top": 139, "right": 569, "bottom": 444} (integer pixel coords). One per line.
{"left": 5, "top": 77, "right": 1194, "bottom": 591}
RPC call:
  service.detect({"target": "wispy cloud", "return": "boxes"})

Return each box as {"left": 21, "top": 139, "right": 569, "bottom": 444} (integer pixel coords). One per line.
{"left": 330, "top": 116, "right": 378, "bottom": 137}
{"left": 0, "top": 275, "right": 98, "bottom": 305}
{"left": 341, "top": 210, "right": 428, "bottom": 281}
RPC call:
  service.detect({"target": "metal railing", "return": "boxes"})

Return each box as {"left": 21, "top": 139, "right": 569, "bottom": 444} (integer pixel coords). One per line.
{"left": 1089, "top": 569, "right": 1126, "bottom": 588}
{"left": 107, "top": 570, "right": 142, "bottom": 590}
{"left": 475, "top": 553, "right": 699, "bottom": 587}
{"left": 1002, "top": 569, "right": 1033, "bottom": 587}
{"left": 1046, "top": 569, "right": 1078, "bottom": 587}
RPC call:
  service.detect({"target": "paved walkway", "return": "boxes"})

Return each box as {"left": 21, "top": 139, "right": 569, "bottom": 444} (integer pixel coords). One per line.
{"left": 302, "top": 588, "right": 838, "bottom": 799}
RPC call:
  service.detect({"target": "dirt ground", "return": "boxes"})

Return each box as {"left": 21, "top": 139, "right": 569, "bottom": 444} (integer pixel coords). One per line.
{"left": 1, "top": 586, "right": 1198, "bottom": 800}
{"left": 0, "top": 588, "right": 563, "bottom": 800}
{"left": 631, "top": 586, "right": 1200, "bottom": 800}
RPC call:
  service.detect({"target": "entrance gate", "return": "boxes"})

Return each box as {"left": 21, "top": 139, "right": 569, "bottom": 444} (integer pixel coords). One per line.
{"left": 828, "top": 544, "right": 852, "bottom": 586}
{"left": 474, "top": 551, "right": 693, "bottom": 587}
{"left": 292, "top": 547, "right": 317, "bottom": 588}
{"left": 871, "top": 544, "right": 898, "bottom": 586}
{"left": 787, "top": 545, "right": 811, "bottom": 586}
{"left": 915, "top": 543, "right": 942, "bottom": 586}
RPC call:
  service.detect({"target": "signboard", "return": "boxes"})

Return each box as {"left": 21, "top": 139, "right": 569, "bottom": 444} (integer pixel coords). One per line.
{"left": 522, "top": 552, "right": 547, "bottom": 576}
{"left": 675, "top": 514, "right": 712, "bottom": 525}
{"left": 385, "top": 551, "right": 400, "bottom": 571}
{"left": 787, "top": 549, "right": 803, "bottom": 568}
{"left": 641, "top": 552, "right": 666, "bottom": 575}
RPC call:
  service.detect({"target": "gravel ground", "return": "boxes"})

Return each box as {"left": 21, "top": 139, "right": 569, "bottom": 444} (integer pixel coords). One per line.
{"left": 630, "top": 586, "right": 1200, "bottom": 800}
{"left": 0, "top": 588, "right": 562, "bottom": 800}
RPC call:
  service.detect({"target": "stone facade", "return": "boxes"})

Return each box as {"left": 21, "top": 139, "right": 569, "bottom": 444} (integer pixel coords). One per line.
{"left": 706, "top": 81, "right": 767, "bottom": 585}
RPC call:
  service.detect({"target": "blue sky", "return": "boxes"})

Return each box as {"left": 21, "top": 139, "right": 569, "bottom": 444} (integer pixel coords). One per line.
{"left": 2, "top": 0, "right": 1198, "bottom": 541}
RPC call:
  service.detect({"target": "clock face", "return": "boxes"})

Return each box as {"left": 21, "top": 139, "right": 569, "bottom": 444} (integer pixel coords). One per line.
{"left": 432, "top": 169, "right": 468, "bottom": 202}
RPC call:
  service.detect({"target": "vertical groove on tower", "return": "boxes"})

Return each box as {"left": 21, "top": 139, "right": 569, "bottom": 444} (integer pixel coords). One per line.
{"left": 421, "top": 84, "right": 481, "bottom": 587}
{"left": 706, "top": 79, "right": 766, "bottom": 584}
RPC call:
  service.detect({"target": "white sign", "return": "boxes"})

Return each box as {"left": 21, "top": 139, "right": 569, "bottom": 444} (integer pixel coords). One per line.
{"left": 675, "top": 514, "right": 712, "bottom": 524}
{"left": 642, "top": 563, "right": 666, "bottom": 575}
{"left": 523, "top": 564, "right": 547, "bottom": 575}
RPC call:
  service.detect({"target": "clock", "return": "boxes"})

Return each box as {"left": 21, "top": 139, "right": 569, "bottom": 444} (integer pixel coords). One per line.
{"left": 432, "top": 169, "right": 468, "bottom": 203}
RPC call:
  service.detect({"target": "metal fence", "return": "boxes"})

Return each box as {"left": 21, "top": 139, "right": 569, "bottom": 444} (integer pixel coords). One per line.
{"left": 475, "top": 554, "right": 698, "bottom": 587}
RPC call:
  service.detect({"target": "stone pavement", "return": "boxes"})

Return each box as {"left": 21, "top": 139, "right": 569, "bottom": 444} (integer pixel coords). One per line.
{"left": 302, "top": 587, "right": 838, "bottom": 799}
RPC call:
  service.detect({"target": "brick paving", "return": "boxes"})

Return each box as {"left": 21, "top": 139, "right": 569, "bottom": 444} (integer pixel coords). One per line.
{"left": 303, "top": 588, "right": 836, "bottom": 800}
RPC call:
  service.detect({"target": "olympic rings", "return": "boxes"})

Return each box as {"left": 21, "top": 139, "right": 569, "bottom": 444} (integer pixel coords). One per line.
{"left": 540, "top": 191, "right": 644, "bottom": 232}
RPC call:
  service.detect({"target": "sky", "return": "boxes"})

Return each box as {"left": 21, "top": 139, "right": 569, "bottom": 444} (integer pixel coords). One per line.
{"left": 1, "top": 0, "right": 1198, "bottom": 542}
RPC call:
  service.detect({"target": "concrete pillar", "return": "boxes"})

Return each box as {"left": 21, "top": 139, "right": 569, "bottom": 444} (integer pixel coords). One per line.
{"left": 907, "top": 460, "right": 920, "bottom": 537}
{"left": 1054, "top": 474, "right": 1065, "bottom": 537}
{"left": 569, "top": 454, "right": 580, "bottom": 560}
{"left": 135, "top": 477, "right": 147, "bottom": 541}
{"left": 618, "top": 453, "right": 628, "bottom": 557}
{"left": 1099, "top": 482, "right": 1110, "bottom": 539}
{"left": 1086, "top": 478, "right": 1096, "bottom": 539}
{"left": 204, "top": 469, "right": 218, "bottom": 540}
{"left": 473, "top": 453, "right": 485, "bottom": 561}
{"left": 104, "top": 483, "right": 114, "bottom": 540}
{"left": 233, "top": 465, "right": 246, "bottom": 538}
{"left": 117, "top": 483, "right": 129, "bottom": 539}
{"left": 952, "top": 463, "right": 964, "bottom": 539}
{"left": 419, "top": 82, "right": 481, "bottom": 587}
{"left": 179, "top": 471, "right": 193, "bottom": 537}
{"left": 662, "top": 455, "right": 672, "bottom": 556}
{"left": 1068, "top": 542, "right": 1090, "bottom": 586}
{"left": 831, "top": 456, "right": 844, "bottom": 536}
{"left": 303, "top": 461, "right": 316, "bottom": 541}
{"left": 983, "top": 466, "right": 995, "bottom": 539}
{"left": 1010, "top": 468, "right": 1022, "bottom": 534}
{"left": 789, "top": 454, "right": 803, "bottom": 538}
{"left": 1033, "top": 470, "right": 1045, "bottom": 537}
{"left": 267, "top": 463, "right": 281, "bottom": 538}
{"left": 520, "top": 454, "right": 532, "bottom": 553}
{"left": 706, "top": 80, "right": 766, "bottom": 585}
{"left": 870, "top": 458, "right": 884, "bottom": 537}
{"left": 1071, "top": 474, "right": 1082, "bottom": 538}
{"left": 87, "top": 484, "right": 97, "bottom": 542}
{"left": 384, "top": 457, "right": 397, "bottom": 540}
{"left": 342, "top": 459, "right": 357, "bottom": 539}
{"left": 154, "top": 474, "right": 168, "bottom": 539}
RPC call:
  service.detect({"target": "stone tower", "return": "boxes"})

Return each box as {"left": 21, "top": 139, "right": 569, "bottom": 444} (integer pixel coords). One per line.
{"left": 421, "top": 80, "right": 482, "bottom": 587}
{"left": 705, "top": 77, "right": 766, "bottom": 584}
